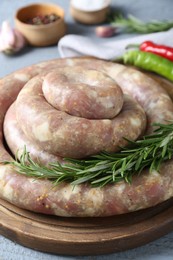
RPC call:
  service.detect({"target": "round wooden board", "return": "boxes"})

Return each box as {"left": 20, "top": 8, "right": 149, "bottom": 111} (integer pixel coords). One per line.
{"left": 0, "top": 198, "right": 173, "bottom": 256}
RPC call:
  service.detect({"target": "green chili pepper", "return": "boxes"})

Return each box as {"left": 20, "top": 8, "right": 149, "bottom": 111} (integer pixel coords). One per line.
{"left": 119, "top": 50, "right": 173, "bottom": 82}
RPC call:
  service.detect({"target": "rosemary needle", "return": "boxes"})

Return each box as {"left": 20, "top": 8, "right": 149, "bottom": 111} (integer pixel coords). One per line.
{"left": 108, "top": 13, "right": 173, "bottom": 34}
{"left": 4, "top": 122, "right": 173, "bottom": 187}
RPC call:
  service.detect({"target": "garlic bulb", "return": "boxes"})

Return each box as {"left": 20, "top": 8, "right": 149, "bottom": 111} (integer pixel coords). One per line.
{"left": 0, "top": 21, "right": 26, "bottom": 54}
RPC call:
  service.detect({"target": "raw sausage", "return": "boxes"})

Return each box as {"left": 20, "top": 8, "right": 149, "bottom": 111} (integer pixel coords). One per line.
{"left": 14, "top": 69, "right": 146, "bottom": 158}
{"left": 4, "top": 103, "right": 63, "bottom": 165}
{"left": 42, "top": 67, "right": 124, "bottom": 119}
{"left": 0, "top": 58, "right": 173, "bottom": 217}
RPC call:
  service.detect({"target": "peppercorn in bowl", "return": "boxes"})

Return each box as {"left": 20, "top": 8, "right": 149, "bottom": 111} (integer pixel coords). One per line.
{"left": 15, "top": 3, "right": 66, "bottom": 46}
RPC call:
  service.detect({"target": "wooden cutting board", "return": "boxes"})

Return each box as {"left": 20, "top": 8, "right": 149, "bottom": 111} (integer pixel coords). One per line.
{"left": 1, "top": 63, "right": 173, "bottom": 256}
{"left": 0, "top": 197, "right": 173, "bottom": 256}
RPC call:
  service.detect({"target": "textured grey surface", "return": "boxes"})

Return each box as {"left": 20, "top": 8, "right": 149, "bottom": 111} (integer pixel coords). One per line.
{"left": 0, "top": 0, "right": 173, "bottom": 259}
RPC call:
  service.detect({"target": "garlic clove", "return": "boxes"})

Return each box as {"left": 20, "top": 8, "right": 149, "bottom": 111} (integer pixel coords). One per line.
{"left": 0, "top": 21, "right": 26, "bottom": 55}
{"left": 95, "top": 25, "right": 116, "bottom": 38}
{"left": 0, "top": 21, "right": 15, "bottom": 51}
{"left": 13, "top": 29, "right": 26, "bottom": 52}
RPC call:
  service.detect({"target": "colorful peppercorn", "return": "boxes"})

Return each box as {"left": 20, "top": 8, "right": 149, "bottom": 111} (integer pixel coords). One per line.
{"left": 26, "top": 13, "right": 59, "bottom": 25}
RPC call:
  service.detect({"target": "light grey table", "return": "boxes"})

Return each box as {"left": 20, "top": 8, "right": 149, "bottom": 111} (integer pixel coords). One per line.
{"left": 0, "top": 0, "right": 173, "bottom": 259}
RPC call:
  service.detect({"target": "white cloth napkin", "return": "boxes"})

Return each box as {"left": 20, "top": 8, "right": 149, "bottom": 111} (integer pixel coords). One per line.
{"left": 58, "top": 29, "right": 173, "bottom": 60}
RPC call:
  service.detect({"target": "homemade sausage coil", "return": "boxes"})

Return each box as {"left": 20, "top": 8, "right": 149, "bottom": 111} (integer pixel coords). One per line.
{"left": 1, "top": 58, "right": 173, "bottom": 217}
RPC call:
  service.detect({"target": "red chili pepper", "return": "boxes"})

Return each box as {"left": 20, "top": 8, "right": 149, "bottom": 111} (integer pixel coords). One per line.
{"left": 140, "top": 41, "right": 173, "bottom": 62}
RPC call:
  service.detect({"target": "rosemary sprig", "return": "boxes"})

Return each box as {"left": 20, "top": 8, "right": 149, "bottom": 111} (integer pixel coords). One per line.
{"left": 108, "top": 13, "right": 173, "bottom": 33}
{"left": 4, "top": 122, "right": 173, "bottom": 187}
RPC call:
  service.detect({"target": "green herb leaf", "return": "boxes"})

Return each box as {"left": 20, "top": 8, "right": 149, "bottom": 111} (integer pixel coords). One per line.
{"left": 108, "top": 13, "right": 173, "bottom": 34}
{"left": 3, "top": 122, "right": 173, "bottom": 187}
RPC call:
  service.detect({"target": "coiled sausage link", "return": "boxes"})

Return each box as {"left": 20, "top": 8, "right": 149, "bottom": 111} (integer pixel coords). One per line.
{"left": 4, "top": 102, "right": 63, "bottom": 165}
{"left": 0, "top": 58, "right": 173, "bottom": 217}
{"left": 14, "top": 67, "right": 146, "bottom": 158}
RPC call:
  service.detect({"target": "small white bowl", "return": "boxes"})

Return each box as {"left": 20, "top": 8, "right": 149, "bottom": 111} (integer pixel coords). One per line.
{"left": 70, "top": 0, "right": 111, "bottom": 25}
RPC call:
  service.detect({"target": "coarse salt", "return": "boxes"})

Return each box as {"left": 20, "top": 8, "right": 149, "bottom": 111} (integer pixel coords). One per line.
{"left": 71, "top": 0, "right": 110, "bottom": 12}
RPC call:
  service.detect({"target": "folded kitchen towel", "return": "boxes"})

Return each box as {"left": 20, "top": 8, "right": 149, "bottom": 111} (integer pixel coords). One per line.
{"left": 58, "top": 28, "right": 173, "bottom": 60}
